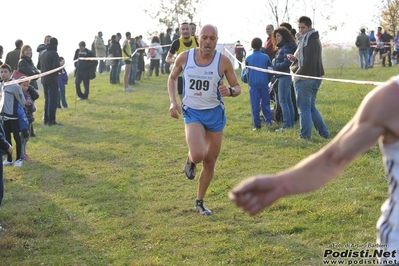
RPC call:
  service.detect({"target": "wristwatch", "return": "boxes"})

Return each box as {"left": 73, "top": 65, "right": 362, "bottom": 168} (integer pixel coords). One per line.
{"left": 229, "top": 87, "right": 235, "bottom": 97}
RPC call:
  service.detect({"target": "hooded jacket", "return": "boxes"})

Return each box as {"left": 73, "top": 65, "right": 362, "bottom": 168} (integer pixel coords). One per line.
{"left": 37, "top": 43, "right": 60, "bottom": 85}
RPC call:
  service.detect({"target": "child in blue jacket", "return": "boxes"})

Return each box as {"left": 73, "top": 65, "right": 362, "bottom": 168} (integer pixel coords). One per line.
{"left": 58, "top": 57, "right": 68, "bottom": 109}
{"left": 241, "top": 37, "right": 273, "bottom": 130}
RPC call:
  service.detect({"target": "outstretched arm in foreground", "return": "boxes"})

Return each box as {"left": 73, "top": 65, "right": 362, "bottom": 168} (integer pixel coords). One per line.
{"left": 229, "top": 77, "right": 399, "bottom": 216}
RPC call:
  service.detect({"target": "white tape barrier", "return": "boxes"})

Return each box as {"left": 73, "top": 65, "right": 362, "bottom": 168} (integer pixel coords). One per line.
{"left": 2, "top": 45, "right": 171, "bottom": 86}
{"left": 3, "top": 44, "right": 384, "bottom": 87}
{"left": 225, "top": 48, "right": 384, "bottom": 86}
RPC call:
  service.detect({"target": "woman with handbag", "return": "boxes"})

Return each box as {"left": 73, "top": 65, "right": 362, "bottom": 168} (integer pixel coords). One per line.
{"left": 271, "top": 27, "right": 297, "bottom": 132}
{"left": 17, "top": 45, "right": 41, "bottom": 90}
{"left": 17, "top": 45, "right": 41, "bottom": 137}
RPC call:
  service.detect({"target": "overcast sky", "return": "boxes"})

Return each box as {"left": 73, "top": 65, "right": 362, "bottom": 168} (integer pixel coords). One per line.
{"left": 1, "top": 0, "right": 380, "bottom": 72}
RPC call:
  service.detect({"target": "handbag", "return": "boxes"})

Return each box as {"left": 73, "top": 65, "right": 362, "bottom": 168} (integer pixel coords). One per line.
{"left": 105, "top": 54, "right": 114, "bottom": 66}
{"left": 11, "top": 70, "right": 26, "bottom": 79}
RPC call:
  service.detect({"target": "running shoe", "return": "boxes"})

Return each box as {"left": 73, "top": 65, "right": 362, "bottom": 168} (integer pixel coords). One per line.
{"left": 184, "top": 157, "right": 196, "bottom": 180}
{"left": 195, "top": 199, "right": 212, "bottom": 215}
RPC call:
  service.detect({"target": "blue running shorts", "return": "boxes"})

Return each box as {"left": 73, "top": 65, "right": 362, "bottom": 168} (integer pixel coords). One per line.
{"left": 182, "top": 105, "right": 226, "bottom": 132}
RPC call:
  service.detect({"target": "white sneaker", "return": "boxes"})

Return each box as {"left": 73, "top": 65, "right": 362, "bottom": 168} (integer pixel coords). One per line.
{"left": 124, "top": 88, "right": 133, "bottom": 92}
{"left": 3, "top": 160, "right": 13, "bottom": 166}
{"left": 14, "top": 159, "right": 23, "bottom": 167}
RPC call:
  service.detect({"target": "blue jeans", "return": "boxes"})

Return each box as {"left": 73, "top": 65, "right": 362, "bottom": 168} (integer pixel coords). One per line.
{"left": 129, "top": 62, "right": 138, "bottom": 85}
{"left": 278, "top": 76, "right": 295, "bottom": 128}
{"left": 58, "top": 85, "right": 68, "bottom": 108}
{"left": 294, "top": 79, "right": 329, "bottom": 139}
{"left": 359, "top": 49, "right": 368, "bottom": 69}
{"left": 98, "top": 60, "right": 105, "bottom": 73}
{"left": 116, "top": 60, "right": 123, "bottom": 83}
{"left": 249, "top": 87, "right": 272, "bottom": 128}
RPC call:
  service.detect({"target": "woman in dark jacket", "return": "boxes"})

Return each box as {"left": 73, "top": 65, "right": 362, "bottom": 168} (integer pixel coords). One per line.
{"left": 108, "top": 35, "right": 122, "bottom": 84}
{"left": 272, "top": 27, "right": 297, "bottom": 131}
{"left": 17, "top": 45, "right": 41, "bottom": 90}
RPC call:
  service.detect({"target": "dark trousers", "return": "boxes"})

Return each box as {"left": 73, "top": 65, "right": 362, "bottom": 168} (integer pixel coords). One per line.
{"left": 0, "top": 161, "right": 3, "bottom": 206}
{"left": 110, "top": 60, "right": 119, "bottom": 84}
{"left": 149, "top": 59, "right": 160, "bottom": 76}
{"left": 75, "top": 71, "right": 90, "bottom": 99}
{"left": 3, "top": 119, "right": 22, "bottom": 161}
{"left": 43, "top": 83, "right": 59, "bottom": 124}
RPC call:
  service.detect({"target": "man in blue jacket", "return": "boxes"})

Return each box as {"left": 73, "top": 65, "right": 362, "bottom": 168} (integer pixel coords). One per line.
{"left": 241, "top": 37, "right": 273, "bottom": 130}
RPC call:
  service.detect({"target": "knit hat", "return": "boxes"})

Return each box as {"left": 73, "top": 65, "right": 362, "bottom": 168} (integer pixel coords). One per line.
{"left": 50, "top": 37, "right": 58, "bottom": 46}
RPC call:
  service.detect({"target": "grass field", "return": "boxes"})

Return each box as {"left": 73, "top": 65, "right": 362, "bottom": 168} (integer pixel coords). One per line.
{"left": 0, "top": 64, "right": 398, "bottom": 265}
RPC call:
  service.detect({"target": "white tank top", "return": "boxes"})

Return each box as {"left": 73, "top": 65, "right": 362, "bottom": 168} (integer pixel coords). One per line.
{"left": 182, "top": 48, "right": 223, "bottom": 110}
{"left": 377, "top": 140, "right": 399, "bottom": 248}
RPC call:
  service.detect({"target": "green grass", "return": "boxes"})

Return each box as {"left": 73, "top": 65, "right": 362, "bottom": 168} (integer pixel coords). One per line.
{"left": 0, "top": 65, "right": 397, "bottom": 265}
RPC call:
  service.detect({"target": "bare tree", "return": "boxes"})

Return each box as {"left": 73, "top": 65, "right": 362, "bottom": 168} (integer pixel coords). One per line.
{"left": 379, "top": 0, "right": 399, "bottom": 33}
{"left": 264, "top": 0, "right": 293, "bottom": 26}
{"left": 144, "top": 0, "right": 202, "bottom": 36}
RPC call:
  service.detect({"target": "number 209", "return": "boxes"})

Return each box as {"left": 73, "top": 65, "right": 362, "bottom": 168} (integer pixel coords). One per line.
{"left": 189, "top": 79, "right": 209, "bottom": 91}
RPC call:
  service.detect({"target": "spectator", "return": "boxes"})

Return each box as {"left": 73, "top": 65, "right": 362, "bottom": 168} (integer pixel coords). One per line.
{"left": 73, "top": 41, "right": 96, "bottom": 100}
{"left": 122, "top": 32, "right": 133, "bottom": 92}
{"left": 19, "top": 78, "right": 39, "bottom": 160}
{"left": 381, "top": 29, "right": 393, "bottom": 67}
{"left": 262, "top": 24, "right": 276, "bottom": 60}
{"left": 17, "top": 45, "right": 41, "bottom": 90}
{"left": 166, "top": 22, "right": 199, "bottom": 104}
{"left": 0, "top": 118, "right": 13, "bottom": 208}
{"left": 163, "top": 28, "right": 172, "bottom": 74}
{"left": 36, "top": 35, "right": 51, "bottom": 60}
{"left": 370, "top": 27, "right": 383, "bottom": 68}
{"left": 189, "top": 22, "right": 198, "bottom": 41}
{"left": 234, "top": 40, "right": 246, "bottom": 69}
{"left": 5, "top": 39, "right": 23, "bottom": 71}
{"left": 172, "top": 27, "right": 180, "bottom": 41}
{"left": 58, "top": 57, "right": 68, "bottom": 109}
{"left": 135, "top": 35, "right": 145, "bottom": 81}
{"left": 0, "top": 45, "right": 4, "bottom": 66}
{"left": 94, "top": 31, "right": 107, "bottom": 74}
{"left": 147, "top": 36, "right": 163, "bottom": 77}
{"left": 280, "top": 22, "right": 297, "bottom": 37}
{"left": 368, "top": 30, "right": 376, "bottom": 67}
{"left": 271, "top": 27, "right": 297, "bottom": 132}
{"left": 129, "top": 37, "right": 139, "bottom": 86}
{"left": 108, "top": 35, "right": 122, "bottom": 84}
{"left": 18, "top": 44, "right": 41, "bottom": 137}
{"left": 115, "top": 33, "right": 123, "bottom": 84}
{"left": 355, "top": 28, "right": 371, "bottom": 69}
{"left": 0, "top": 63, "right": 26, "bottom": 167}
{"left": 241, "top": 37, "right": 272, "bottom": 130}
{"left": 37, "top": 37, "right": 62, "bottom": 126}
{"left": 392, "top": 31, "right": 399, "bottom": 65}
{"left": 159, "top": 31, "right": 165, "bottom": 74}
{"left": 287, "top": 16, "right": 329, "bottom": 140}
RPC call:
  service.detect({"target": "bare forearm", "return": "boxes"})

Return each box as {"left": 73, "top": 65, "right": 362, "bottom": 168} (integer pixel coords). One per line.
{"left": 168, "top": 78, "right": 177, "bottom": 103}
